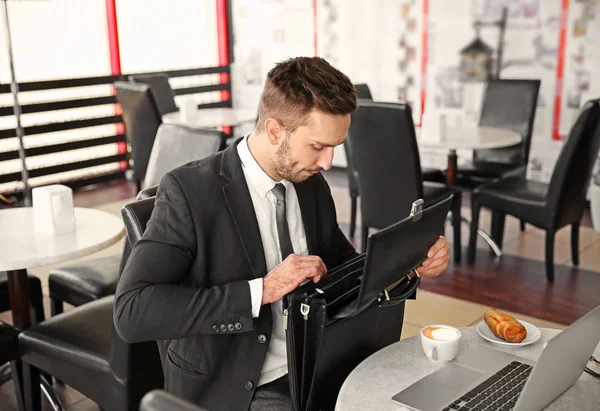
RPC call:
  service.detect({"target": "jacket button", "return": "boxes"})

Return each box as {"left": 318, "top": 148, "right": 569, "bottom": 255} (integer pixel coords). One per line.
{"left": 220, "top": 324, "right": 227, "bottom": 332}
{"left": 212, "top": 325, "right": 219, "bottom": 332}
{"left": 258, "top": 334, "right": 267, "bottom": 344}
{"left": 234, "top": 322, "right": 243, "bottom": 331}
{"left": 227, "top": 324, "right": 235, "bottom": 331}
{"left": 245, "top": 381, "right": 254, "bottom": 391}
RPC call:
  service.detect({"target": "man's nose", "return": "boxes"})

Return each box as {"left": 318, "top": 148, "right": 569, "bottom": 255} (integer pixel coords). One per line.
{"left": 316, "top": 147, "right": 334, "bottom": 171}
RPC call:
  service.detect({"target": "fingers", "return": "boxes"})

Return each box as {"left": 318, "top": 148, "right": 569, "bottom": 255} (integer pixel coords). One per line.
{"left": 427, "top": 236, "right": 447, "bottom": 258}
{"left": 286, "top": 254, "right": 327, "bottom": 283}
{"left": 416, "top": 253, "right": 450, "bottom": 277}
{"left": 421, "top": 243, "right": 450, "bottom": 268}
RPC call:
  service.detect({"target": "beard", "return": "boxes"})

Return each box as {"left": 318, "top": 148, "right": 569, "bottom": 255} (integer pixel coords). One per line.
{"left": 271, "top": 136, "right": 315, "bottom": 183}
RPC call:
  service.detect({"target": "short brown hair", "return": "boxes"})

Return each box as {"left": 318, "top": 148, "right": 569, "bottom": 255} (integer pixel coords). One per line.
{"left": 256, "top": 57, "right": 357, "bottom": 133}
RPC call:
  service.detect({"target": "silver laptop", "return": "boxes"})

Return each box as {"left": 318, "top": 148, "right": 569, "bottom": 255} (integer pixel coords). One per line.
{"left": 392, "top": 304, "right": 600, "bottom": 411}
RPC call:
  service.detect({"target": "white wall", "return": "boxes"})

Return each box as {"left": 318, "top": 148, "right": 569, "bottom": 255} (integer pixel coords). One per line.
{"left": 231, "top": 0, "right": 600, "bottom": 181}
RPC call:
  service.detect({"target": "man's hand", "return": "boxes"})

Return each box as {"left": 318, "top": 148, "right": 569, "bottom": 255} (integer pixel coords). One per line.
{"left": 261, "top": 254, "right": 327, "bottom": 305}
{"left": 415, "top": 236, "right": 450, "bottom": 277}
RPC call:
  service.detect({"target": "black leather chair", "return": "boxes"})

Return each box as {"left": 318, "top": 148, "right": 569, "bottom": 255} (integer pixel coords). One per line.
{"left": 344, "top": 84, "right": 443, "bottom": 240}
{"left": 467, "top": 99, "right": 600, "bottom": 282}
{"left": 143, "top": 124, "right": 226, "bottom": 188}
{"left": 115, "top": 81, "right": 162, "bottom": 193}
{"left": 140, "top": 390, "right": 209, "bottom": 411}
{"left": 347, "top": 101, "right": 462, "bottom": 261}
{"left": 453, "top": 79, "right": 541, "bottom": 188}
{"left": 48, "top": 186, "right": 159, "bottom": 318}
{"left": 48, "top": 255, "right": 120, "bottom": 317}
{"left": 354, "top": 83, "right": 373, "bottom": 100}
{"left": 18, "top": 203, "right": 164, "bottom": 411}
{"left": 1, "top": 322, "right": 24, "bottom": 410}
{"left": 130, "top": 74, "right": 178, "bottom": 117}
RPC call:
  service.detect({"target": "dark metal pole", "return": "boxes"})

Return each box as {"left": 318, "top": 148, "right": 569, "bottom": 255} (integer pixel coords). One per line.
{"left": 2, "top": 0, "right": 31, "bottom": 205}
{"left": 495, "top": 7, "right": 508, "bottom": 79}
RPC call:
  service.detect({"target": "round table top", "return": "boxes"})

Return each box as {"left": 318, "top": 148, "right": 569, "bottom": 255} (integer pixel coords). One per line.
{"left": 162, "top": 108, "right": 257, "bottom": 128}
{"left": 336, "top": 327, "right": 600, "bottom": 411}
{"left": 0, "top": 207, "right": 125, "bottom": 271}
{"left": 417, "top": 126, "right": 522, "bottom": 150}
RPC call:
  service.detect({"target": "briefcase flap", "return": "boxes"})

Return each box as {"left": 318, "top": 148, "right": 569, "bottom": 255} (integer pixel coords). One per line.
{"left": 353, "top": 195, "right": 453, "bottom": 315}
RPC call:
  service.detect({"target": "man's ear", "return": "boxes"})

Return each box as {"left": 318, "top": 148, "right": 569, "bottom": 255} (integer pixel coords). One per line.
{"left": 265, "top": 118, "right": 285, "bottom": 146}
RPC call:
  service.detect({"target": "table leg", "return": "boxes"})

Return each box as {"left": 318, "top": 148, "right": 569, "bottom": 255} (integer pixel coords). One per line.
{"left": 446, "top": 149, "right": 458, "bottom": 186}
{"left": 7, "top": 269, "right": 32, "bottom": 330}
{"left": 442, "top": 150, "right": 502, "bottom": 257}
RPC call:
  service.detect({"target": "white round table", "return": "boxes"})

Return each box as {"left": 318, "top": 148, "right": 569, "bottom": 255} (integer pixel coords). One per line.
{"left": 0, "top": 207, "right": 124, "bottom": 329}
{"left": 162, "top": 108, "right": 257, "bottom": 128}
{"left": 416, "top": 126, "right": 522, "bottom": 185}
{"left": 336, "top": 327, "right": 600, "bottom": 411}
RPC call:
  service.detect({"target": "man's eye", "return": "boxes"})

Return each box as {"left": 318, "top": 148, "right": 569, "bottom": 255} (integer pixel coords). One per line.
{"left": 312, "top": 145, "right": 323, "bottom": 151}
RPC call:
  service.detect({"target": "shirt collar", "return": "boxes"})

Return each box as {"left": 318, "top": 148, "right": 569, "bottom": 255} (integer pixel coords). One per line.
{"left": 237, "top": 134, "right": 291, "bottom": 198}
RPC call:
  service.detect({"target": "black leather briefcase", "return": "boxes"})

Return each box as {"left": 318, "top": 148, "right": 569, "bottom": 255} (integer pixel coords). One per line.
{"left": 284, "top": 195, "right": 453, "bottom": 411}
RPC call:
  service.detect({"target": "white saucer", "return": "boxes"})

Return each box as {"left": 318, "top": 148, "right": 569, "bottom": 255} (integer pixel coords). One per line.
{"left": 476, "top": 320, "right": 541, "bottom": 347}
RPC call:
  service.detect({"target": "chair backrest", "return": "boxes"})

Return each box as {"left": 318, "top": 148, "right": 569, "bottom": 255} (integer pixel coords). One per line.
{"left": 143, "top": 124, "right": 224, "bottom": 188}
{"left": 121, "top": 196, "right": 156, "bottom": 246}
{"left": 138, "top": 185, "right": 158, "bottom": 199}
{"left": 140, "top": 390, "right": 209, "bottom": 411}
{"left": 475, "top": 79, "right": 541, "bottom": 166}
{"left": 131, "top": 73, "right": 178, "bottom": 116}
{"left": 347, "top": 101, "right": 424, "bottom": 229}
{"left": 547, "top": 99, "right": 600, "bottom": 227}
{"left": 344, "top": 85, "right": 374, "bottom": 196}
{"left": 354, "top": 83, "right": 373, "bottom": 100}
{"left": 114, "top": 82, "right": 161, "bottom": 181}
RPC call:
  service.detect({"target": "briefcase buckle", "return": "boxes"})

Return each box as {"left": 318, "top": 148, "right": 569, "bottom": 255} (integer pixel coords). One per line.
{"left": 300, "top": 303, "right": 311, "bottom": 320}
{"left": 410, "top": 199, "right": 424, "bottom": 221}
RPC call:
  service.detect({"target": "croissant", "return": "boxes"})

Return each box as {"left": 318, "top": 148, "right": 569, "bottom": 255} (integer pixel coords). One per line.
{"left": 483, "top": 310, "right": 527, "bottom": 343}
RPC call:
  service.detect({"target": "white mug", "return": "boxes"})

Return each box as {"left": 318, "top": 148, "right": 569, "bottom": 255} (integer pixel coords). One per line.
{"left": 420, "top": 325, "right": 461, "bottom": 363}
{"left": 32, "top": 184, "right": 75, "bottom": 235}
{"left": 180, "top": 98, "right": 197, "bottom": 121}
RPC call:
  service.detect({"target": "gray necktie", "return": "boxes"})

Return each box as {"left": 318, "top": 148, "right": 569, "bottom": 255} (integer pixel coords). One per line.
{"left": 271, "top": 183, "right": 294, "bottom": 260}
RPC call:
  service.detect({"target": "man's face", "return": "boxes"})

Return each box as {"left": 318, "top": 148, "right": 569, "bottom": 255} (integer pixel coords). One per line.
{"left": 271, "top": 111, "right": 351, "bottom": 183}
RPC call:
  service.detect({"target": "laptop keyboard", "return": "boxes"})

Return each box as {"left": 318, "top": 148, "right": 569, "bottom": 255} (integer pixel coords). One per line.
{"left": 442, "top": 361, "right": 533, "bottom": 411}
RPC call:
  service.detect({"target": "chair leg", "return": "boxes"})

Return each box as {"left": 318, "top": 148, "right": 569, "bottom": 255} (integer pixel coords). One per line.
{"left": 451, "top": 194, "right": 461, "bottom": 263}
{"left": 545, "top": 230, "right": 555, "bottom": 283}
{"left": 50, "top": 297, "right": 63, "bottom": 317}
{"left": 467, "top": 203, "right": 481, "bottom": 265}
{"left": 520, "top": 220, "right": 526, "bottom": 231}
{"left": 361, "top": 226, "right": 369, "bottom": 254}
{"left": 571, "top": 222, "right": 580, "bottom": 266}
{"left": 10, "top": 361, "right": 25, "bottom": 411}
{"left": 23, "top": 363, "right": 41, "bottom": 411}
{"left": 349, "top": 194, "right": 357, "bottom": 240}
{"left": 490, "top": 212, "right": 506, "bottom": 251}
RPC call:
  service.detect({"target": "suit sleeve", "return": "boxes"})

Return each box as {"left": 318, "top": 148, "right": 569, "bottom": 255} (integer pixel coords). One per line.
{"left": 114, "top": 173, "right": 254, "bottom": 343}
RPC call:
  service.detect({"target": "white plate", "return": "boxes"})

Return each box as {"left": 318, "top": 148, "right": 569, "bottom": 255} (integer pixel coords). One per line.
{"left": 476, "top": 320, "right": 541, "bottom": 347}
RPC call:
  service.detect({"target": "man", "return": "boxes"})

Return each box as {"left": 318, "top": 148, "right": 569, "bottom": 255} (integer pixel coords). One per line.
{"left": 114, "top": 57, "right": 450, "bottom": 411}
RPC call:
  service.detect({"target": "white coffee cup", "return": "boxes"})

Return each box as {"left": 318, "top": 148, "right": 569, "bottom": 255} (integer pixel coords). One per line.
{"left": 420, "top": 325, "right": 461, "bottom": 363}
{"left": 180, "top": 98, "right": 197, "bottom": 121}
{"left": 32, "top": 184, "right": 75, "bottom": 235}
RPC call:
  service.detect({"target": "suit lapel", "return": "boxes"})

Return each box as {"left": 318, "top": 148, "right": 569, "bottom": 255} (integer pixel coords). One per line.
{"left": 295, "top": 179, "right": 319, "bottom": 255}
{"left": 221, "top": 140, "right": 267, "bottom": 279}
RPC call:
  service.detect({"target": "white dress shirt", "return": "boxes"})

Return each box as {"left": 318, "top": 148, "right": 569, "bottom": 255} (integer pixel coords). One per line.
{"left": 237, "top": 135, "right": 309, "bottom": 386}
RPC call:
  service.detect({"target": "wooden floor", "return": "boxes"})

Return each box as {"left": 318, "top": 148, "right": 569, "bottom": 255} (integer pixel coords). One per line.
{"left": 1, "top": 170, "right": 600, "bottom": 410}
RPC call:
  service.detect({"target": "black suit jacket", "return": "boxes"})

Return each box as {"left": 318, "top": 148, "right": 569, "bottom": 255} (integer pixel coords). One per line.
{"left": 114, "top": 138, "right": 357, "bottom": 411}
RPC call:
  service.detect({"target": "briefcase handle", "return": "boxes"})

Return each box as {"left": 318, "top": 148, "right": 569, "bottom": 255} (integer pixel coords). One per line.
{"left": 376, "top": 269, "right": 421, "bottom": 308}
